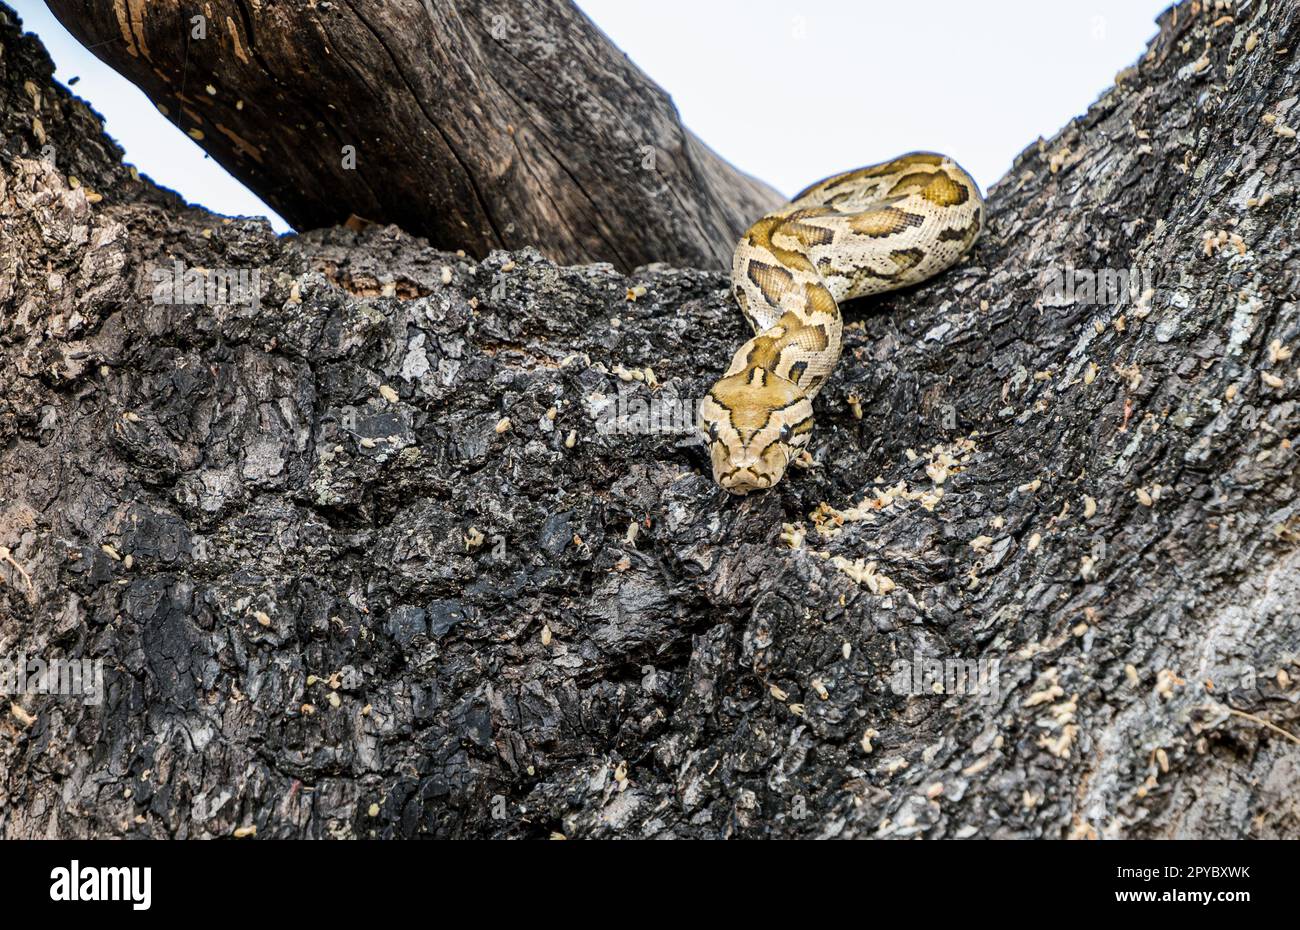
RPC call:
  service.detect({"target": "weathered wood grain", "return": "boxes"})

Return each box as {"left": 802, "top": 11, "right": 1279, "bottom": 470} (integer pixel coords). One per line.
{"left": 43, "top": 0, "right": 782, "bottom": 271}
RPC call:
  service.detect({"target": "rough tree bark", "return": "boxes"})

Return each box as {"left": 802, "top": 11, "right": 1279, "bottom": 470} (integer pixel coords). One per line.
{"left": 43, "top": 0, "right": 782, "bottom": 271}
{"left": 2, "top": 0, "right": 1299, "bottom": 839}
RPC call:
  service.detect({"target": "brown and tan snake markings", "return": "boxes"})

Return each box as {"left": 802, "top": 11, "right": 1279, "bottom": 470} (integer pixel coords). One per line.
{"left": 700, "top": 151, "right": 985, "bottom": 494}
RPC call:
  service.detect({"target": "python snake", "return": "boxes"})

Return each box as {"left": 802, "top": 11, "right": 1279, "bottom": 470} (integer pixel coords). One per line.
{"left": 700, "top": 152, "right": 984, "bottom": 494}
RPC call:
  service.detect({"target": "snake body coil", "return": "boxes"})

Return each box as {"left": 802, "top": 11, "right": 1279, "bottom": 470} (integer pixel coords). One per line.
{"left": 700, "top": 152, "right": 984, "bottom": 493}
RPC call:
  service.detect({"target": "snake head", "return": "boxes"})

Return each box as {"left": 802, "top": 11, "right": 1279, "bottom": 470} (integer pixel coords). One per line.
{"left": 700, "top": 368, "right": 814, "bottom": 494}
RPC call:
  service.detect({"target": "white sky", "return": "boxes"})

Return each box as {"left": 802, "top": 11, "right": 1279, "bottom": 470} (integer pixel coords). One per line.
{"left": 13, "top": 0, "right": 1169, "bottom": 234}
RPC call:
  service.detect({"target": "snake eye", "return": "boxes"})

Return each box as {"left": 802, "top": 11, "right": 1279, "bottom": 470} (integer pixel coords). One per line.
{"left": 706, "top": 422, "right": 720, "bottom": 442}
{"left": 779, "top": 424, "right": 793, "bottom": 442}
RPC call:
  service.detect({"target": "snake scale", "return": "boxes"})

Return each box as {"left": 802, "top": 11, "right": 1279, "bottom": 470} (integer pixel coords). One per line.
{"left": 700, "top": 152, "right": 985, "bottom": 494}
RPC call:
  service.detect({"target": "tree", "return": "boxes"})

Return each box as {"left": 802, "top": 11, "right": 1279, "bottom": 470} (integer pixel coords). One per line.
{"left": 1, "top": 0, "right": 1297, "bottom": 839}
{"left": 43, "top": 0, "right": 781, "bottom": 271}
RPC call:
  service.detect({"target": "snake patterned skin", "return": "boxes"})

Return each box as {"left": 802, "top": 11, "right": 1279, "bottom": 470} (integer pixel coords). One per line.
{"left": 700, "top": 152, "right": 984, "bottom": 494}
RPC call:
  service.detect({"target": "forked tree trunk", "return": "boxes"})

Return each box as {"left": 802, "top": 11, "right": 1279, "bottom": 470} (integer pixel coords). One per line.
{"left": 1, "top": 0, "right": 1298, "bottom": 839}
{"left": 43, "top": 0, "right": 782, "bottom": 271}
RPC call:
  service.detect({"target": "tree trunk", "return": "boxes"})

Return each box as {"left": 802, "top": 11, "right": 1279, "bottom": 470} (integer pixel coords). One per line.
{"left": 2, "top": 0, "right": 1298, "bottom": 839}
{"left": 42, "top": 0, "right": 782, "bottom": 272}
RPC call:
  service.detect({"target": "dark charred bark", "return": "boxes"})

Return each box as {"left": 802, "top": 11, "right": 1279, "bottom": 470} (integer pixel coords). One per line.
{"left": 41, "top": 0, "right": 782, "bottom": 272}
{"left": 2, "top": 1, "right": 1299, "bottom": 839}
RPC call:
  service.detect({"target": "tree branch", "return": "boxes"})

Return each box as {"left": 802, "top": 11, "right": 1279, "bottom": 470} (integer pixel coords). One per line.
{"left": 43, "top": 0, "right": 783, "bottom": 271}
